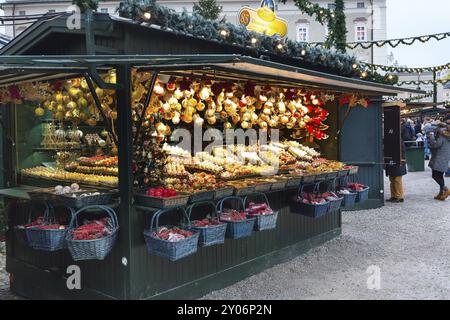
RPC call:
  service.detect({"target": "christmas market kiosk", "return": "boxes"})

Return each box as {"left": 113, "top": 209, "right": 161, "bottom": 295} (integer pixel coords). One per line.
{"left": 0, "top": 13, "right": 420, "bottom": 300}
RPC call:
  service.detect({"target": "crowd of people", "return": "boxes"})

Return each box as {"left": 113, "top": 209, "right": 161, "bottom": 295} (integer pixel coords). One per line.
{"left": 386, "top": 113, "right": 450, "bottom": 203}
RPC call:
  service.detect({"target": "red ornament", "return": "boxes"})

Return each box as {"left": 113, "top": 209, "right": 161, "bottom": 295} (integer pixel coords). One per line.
{"left": 8, "top": 85, "right": 21, "bottom": 100}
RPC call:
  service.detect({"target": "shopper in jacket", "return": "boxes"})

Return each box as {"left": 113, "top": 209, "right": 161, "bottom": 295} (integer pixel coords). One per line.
{"left": 426, "top": 116, "right": 450, "bottom": 201}
{"left": 385, "top": 139, "right": 407, "bottom": 203}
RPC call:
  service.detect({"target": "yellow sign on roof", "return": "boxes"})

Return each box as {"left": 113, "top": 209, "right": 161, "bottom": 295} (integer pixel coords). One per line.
{"left": 239, "top": 0, "right": 288, "bottom": 38}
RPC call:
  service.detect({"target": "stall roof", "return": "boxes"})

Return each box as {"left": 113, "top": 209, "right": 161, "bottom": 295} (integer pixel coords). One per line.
{"left": 0, "top": 54, "right": 424, "bottom": 96}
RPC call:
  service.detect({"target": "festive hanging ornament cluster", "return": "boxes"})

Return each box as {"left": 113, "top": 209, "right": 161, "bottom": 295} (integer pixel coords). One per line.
{"left": 132, "top": 73, "right": 332, "bottom": 142}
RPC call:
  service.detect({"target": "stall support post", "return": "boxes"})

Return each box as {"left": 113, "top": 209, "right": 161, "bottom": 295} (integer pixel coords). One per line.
{"left": 116, "top": 64, "right": 133, "bottom": 299}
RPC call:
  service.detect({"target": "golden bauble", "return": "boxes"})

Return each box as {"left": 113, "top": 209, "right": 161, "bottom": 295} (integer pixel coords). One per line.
{"left": 95, "top": 88, "right": 104, "bottom": 99}
{"left": 164, "top": 112, "right": 172, "bottom": 121}
{"left": 207, "top": 116, "right": 216, "bottom": 125}
{"left": 55, "top": 93, "right": 63, "bottom": 103}
{"left": 280, "top": 115, "right": 289, "bottom": 125}
{"left": 66, "top": 101, "right": 77, "bottom": 110}
{"left": 260, "top": 114, "right": 269, "bottom": 122}
{"left": 299, "top": 120, "right": 306, "bottom": 128}
{"left": 174, "top": 89, "right": 183, "bottom": 100}
{"left": 182, "top": 113, "right": 193, "bottom": 123}
{"left": 241, "top": 121, "right": 250, "bottom": 129}
{"left": 172, "top": 116, "right": 181, "bottom": 125}
{"left": 68, "top": 88, "right": 81, "bottom": 98}
{"left": 286, "top": 121, "right": 295, "bottom": 129}
{"left": 63, "top": 95, "right": 70, "bottom": 104}
{"left": 242, "top": 112, "right": 251, "bottom": 122}
{"left": 263, "top": 108, "right": 272, "bottom": 116}
{"left": 156, "top": 122, "right": 166, "bottom": 135}
{"left": 72, "top": 109, "right": 81, "bottom": 118}
{"left": 205, "top": 109, "right": 215, "bottom": 118}
{"left": 77, "top": 97, "right": 88, "bottom": 108}
{"left": 80, "top": 79, "right": 89, "bottom": 90}
{"left": 259, "top": 121, "right": 268, "bottom": 130}
{"left": 269, "top": 119, "right": 278, "bottom": 127}
{"left": 162, "top": 103, "right": 171, "bottom": 113}
{"left": 224, "top": 121, "right": 233, "bottom": 129}
{"left": 65, "top": 110, "right": 73, "bottom": 118}
{"left": 277, "top": 101, "right": 286, "bottom": 114}
{"left": 199, "top": 87, "right": 211, "bottom": 100}
{"left": 110, "top": 111, "right": 118, "bottom": 120}
{"left": 56, "top": 104, "right": 64, "bottom": 112}
{"left": 35, "top": 107, "right": 45, "bottom": 117}
{"left": 304, "top": 115, "right": 311, "bottom": 123}
{"left": 196, "top": 102, "right": 206, "bottom": 111}
{"left": 231, "top": 114, "right": 240, "bottom": 124}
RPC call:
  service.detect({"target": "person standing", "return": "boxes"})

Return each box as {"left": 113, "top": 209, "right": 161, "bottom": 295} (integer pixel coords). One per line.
{"left": 426, "top": 116, "right": 450, "bottom": 201}
{"left": 385, "top": 138, "right": 407, "bottom": 203}
{"left": 414, "top": 120, "right": 422, "bottom": 137}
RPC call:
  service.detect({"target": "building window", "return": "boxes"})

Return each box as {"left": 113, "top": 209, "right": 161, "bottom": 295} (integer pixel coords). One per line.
{"left": 100, "top": 8, "right": 108, "bottom": 13}
{"left": 357, "top": 2, "right": 365, "bottom": 8}
{"left": 18, "top": 10, "right": 26, "bottom": 16}
{"left": 48, "top": 9, "right": 55, "bottom": 13}
{"left": 327, "top": 3, "right": 336, "bottom": 10}
{"left": 355, "top": 24, "right": 367, "bottom": 42}
{"left": 296, "top": 24, "right": 309, "bottom": 42}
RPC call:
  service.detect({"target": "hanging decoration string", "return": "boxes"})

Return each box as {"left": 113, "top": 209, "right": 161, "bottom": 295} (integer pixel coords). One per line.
{"left": 396, "top": 79, "right": 450, "bottom": 86}
{"left": 311, "top": 31, "right": 450, "bottom": 49}
{"left": 361, "top": 62, "right": 450, "bottom": 74}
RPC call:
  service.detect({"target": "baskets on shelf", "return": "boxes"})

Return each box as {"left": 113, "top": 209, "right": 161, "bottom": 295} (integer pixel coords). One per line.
{"left": 355, "top": 186, "right": 370, "bottom": 203}
{"left": 143, "top": 207, "right": 199, "bottom": 261}
{"left": 186, "top": 201, "right": 227, "bottom": 247}
{"left": 290, "top": 183, "right": 330, "bottom": 218}
{"left": 54, "top": 192, "right": 115, "bottom": 209}
{"left": 14, "top": 201, "right": 45, "bottom": 245}
{"left": 337, "top": 177, "right": 358, "bottom": 208}
{"left": 244, "top": 193, "right": 278, "bottom": 231}
{"left": 217, "top": 196, "right": 256, "bottom": 239}
{"left": 65, "top": 205, "right": 119, "bottom": 261}
{"left": 25, "top": 203, "right": 73, "bottom": 251}
{"left": 134, "top": 191, "right": 189, "bottom": 209}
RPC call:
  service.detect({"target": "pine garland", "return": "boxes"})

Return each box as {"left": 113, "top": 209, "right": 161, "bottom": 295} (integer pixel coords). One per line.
{"left": 73, "top": 0, "right": 98, "bottom": 13}
{"left": 117, "top": 0, "right": 397, "bottom": 85}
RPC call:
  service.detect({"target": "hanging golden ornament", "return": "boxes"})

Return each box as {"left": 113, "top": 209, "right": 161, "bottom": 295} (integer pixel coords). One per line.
{"left": 174, "top": 89, "right": 183, "bottom": 100}
{"left": 223, "top": 121, "right": 233, "bottom": 129}
{"left": 162, "top": 103, "right": 171, "bottom": 113}
{"left": 280, "top": 115, "right": 289, "bottom": 125}
{"left": 196, "top": 102, "right": 206, "bottom": 111}
{"left": 299, "top": 120, "right": 306, "bottom": 128}
{"left": 207, "top": 116, "right": 217, "bottom": 125}
{"left": 231, "top": 114, "right": 240, "bottom": 124}
{"left": 241, "top": 112, "right": 251, "bottom": 122}
{"left": 241, "top": 121, "right": 250, "bottom": 129}
{"left": 277, "top": 101, "right": 286, "bottom": 114}
{"left": 268, "top": 119, "right": 277, "bottom": 128}
{"left": 55, "top": 92, "right": 63, "bottom": 103}
{"left": 95, "top": 88, "right": 105, "bottom": 99}
{"left": 153, "top": 83, "right": 165, "bottom": 96}
{"left": 35, "top": 107, "right": 45, "bottom": 117}
{"left": 259, "top": 121, "right": 268, "bottom": 130}
{"left": 172, "top": 115, "right": 181, "bottom": 125}
{"left": 68, "top": 88, "right": 81, "bottom": 99}
{"left": 199, "top": 86, "right": 211, "bottom": 100}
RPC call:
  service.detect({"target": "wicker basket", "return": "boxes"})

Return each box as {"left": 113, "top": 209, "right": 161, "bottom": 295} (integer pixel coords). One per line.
{"left": 289, "top": 184, "right": 330, "bottom": 218}
{"left": 14, "top": 202, "right": 47, "bottom": 245}
{"left": 244, "top": 193, "right": 278, "bottom": 231}
{"left": 355, "top": 186, "right": 370, "bottom": 203}
{"left": 26, "top": 203, "right": 73, "bottom": 251}
{"left": 338, "top": 191, "right": 358, "bottom": 207}
{"left": 186, "top": 201, "right": 226, "bottom": 247}
{"left": 217, "top": 196, "right": 255, "bottom": 239}
{"left": 326, "top": 179, "right": 343, "bottom": 213}
{"left": 134, "top": 192, "right": 189, "bottom": 209}
{"left": 143, "top": 207, "right": 199, "bottom": 261}
{"left": 65, "top": 205, "right": 119, "bottom": 261}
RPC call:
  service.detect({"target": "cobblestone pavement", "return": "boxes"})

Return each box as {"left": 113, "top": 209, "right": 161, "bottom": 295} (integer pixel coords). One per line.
{"left": 1, "top": 168, "right": 449, "bottom": 300}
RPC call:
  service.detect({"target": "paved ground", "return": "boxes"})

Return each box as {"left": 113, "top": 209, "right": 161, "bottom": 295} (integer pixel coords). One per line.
{"left": 1, "top": 167, "right": 449, "bottom": 300}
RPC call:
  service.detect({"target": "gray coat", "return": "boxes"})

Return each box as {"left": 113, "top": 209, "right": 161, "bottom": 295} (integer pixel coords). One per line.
{"left": 428, "top": 124, "right": 450, "bottom": 173}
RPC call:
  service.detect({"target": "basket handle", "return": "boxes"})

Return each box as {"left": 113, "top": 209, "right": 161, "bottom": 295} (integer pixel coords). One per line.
{"left": 243, "top": 192, "right": 272, "bottom": 210}
{"left": 150, "top": 207, "right": 189, "bottom": 235}
{"left": 185, "top": 201, "right": 218, "bottom": 222}
{"left": 216, "top": 196, "right": 245, "bottom": 213}
{"left": 45, "top": 202, "right": 75, "bottom": 224}
{"left": 27, "top": 200, "right": 49, "bottom": 224}
{"left": 68, "top": 205, "right": 118, "bottom": 231}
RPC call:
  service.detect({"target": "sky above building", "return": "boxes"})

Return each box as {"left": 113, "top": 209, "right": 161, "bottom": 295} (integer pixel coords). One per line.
{"left": 386, "top": 0, "right": 449, "bottom": 67}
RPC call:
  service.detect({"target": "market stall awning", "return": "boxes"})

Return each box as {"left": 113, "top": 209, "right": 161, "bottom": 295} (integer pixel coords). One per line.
{"left": 0, "top": 55, "right": 424, "bottom": 96}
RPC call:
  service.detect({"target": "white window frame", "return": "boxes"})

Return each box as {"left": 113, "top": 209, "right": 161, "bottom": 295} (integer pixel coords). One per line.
{"left": 296, "top": 24, "right": 309, "bottom": 42}
{"left": 357, "top": 2, "right": 365, "bottom": 9}
{"left": 355, "top": 23, "right": 367, "bottom": 42}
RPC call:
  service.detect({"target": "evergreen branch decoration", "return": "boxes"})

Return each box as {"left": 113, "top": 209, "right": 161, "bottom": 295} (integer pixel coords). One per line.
{"left": 193, "top": 0, "right": 222, "bottom": 21}
{"left": 397, "top": 79, "right": 449, "bottom": 86}
{"left": 73, "top": 0, "right": 98, "bottom": 13}
{"left": 117, "top": 0, "right": 397, "bottom": 85}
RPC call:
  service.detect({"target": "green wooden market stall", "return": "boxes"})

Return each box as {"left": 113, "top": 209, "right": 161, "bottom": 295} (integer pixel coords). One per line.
{"left": 0, "top": 13, "right": 421, "bottom": 300}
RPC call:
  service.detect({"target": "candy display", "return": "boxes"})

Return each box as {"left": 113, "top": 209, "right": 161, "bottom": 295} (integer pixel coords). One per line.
{"left": 146, "top": 187, "right": 177, "bottom": 198}
{"left": 191, "top": 218, "right": 223, "bottom": 228}
{"left": 71, "top": 218, "right": 113, "bottom": 240}
{"left": 22, "top": 167, "right": 118, "bottom": 187}
{"left": 152, "top": 226, "right": 194, "bottom": 242}
{"left": 220, "top": 210, "right": 247, "bottom": 221}
{"left": 246, "top": 202, "right": 274, "bottom": 216}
